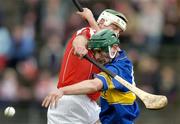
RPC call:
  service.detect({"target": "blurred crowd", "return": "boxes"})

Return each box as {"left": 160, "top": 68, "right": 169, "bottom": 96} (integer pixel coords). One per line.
{"left": 0, "top": 0, "right": 179, "bottom": 107}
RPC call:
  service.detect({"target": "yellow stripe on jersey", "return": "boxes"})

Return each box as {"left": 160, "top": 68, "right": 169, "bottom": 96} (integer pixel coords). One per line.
{"left": 99, "top": 72, "right": 136, "bottom": 105}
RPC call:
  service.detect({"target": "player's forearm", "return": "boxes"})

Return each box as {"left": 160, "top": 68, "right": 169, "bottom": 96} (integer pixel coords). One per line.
{"left": 72, "top": 35, "right": 88, "bottom": 47}
{"left": 76, "top": 8, "right": 100, "bottom": 31}
{"left": 60, "top": 79, "right": 102, "bottom": 95}
{"left": 86, "top": 18, "right": 100, "bottom": 31}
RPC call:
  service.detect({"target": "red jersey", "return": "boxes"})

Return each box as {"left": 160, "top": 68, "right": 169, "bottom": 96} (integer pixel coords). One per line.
{"left": 57, "top": 27, "right": 100, "bottom": 101}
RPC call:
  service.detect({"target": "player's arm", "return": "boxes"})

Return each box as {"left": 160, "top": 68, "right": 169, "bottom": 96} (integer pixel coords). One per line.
{"left": 76, "top": 8, "right": 100, "bottom": 31}
{"left": 42, "top": 78, "right": 103, "bottom": 108}
{"left": 72, "top": 35, "right": 88, "bottom": 58}
{"left": 61, "top": 78, "right": 102, "bottom": 95}
{"left": 73, "top": 8, "right": 101, "bottom": 58}
{"left": 73, "top": 7, "right": 101, "bottom": 58}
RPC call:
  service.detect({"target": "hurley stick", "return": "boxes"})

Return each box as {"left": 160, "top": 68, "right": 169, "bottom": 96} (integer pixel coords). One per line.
{"left": 84, "top": 55, "right": 168, "bottom": 110}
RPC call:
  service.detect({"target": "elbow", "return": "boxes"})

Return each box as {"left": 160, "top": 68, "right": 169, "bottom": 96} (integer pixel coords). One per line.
{"left": 88, "top": 83, "right": 98, "bottom": 93}
{"left": 89, "top": 79, "right": 102, "bottom": 92}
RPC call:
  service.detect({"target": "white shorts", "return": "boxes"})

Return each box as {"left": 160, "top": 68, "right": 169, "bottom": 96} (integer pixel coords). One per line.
{"left": 47, "top": 95, "right": 100, "bottom": 124}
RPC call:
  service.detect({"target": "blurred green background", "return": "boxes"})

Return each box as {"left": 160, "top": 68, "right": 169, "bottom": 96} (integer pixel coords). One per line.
{"left": 0, "top": 0, "right": 179, "bottom": 124}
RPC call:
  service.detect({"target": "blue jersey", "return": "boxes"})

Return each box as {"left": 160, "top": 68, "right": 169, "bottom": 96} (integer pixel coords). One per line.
{"left": 95, "top": 50, "right": 140, "bottom": 124}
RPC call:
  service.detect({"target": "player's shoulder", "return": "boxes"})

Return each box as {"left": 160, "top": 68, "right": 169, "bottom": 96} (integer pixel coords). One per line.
{"left": 76, "top": 27, "right": 96, "bottom": 36}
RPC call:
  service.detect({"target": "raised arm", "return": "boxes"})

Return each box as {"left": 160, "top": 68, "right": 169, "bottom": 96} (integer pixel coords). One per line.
{"left": 42, "top": 78, "right": 103, "bottom": 108}
{"left": 76, "top": 8, "right": 100, "bottom": 31}
{"left": 73, "top": 8, "right": 101, "bottom": 58}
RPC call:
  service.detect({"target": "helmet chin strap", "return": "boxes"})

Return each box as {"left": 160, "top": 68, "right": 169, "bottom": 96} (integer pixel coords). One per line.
{"left": 108, "top": 46, "right": 117, "bottom": 59}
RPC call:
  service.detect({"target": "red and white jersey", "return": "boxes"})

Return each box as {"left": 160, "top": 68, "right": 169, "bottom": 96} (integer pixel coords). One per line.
{"left": 57, "top": 27, "right": 100, "bottom": 101}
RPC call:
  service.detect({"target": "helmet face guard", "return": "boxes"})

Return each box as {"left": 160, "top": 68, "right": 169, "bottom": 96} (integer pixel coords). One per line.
{"left": 97, "top": 9, "right": 128, "bottom": 31}
{"left": 88, "top": 29, "right": 120, "bottom": 58}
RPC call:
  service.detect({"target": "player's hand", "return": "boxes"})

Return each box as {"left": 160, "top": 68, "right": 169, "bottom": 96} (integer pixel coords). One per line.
{"left": 73, "top": 45, "right": 88, "bottom": 58}
{"left": 76, "top": 8, "right": 93, "bottom": 21}
{"left": 41, "top": 90, "right": 64, "bottom": 108}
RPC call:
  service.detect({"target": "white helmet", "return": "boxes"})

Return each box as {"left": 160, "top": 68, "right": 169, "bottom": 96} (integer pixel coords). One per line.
{"left": 97, "top": 9, "right": 128, "bottom": 31}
